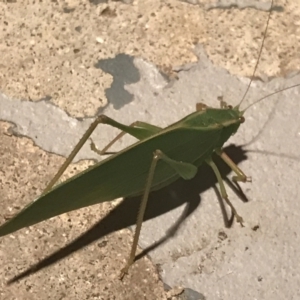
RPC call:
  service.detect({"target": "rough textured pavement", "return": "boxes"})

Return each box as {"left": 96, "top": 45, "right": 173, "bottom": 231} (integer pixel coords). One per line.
{"left": 1, "top": 0, "right": 300, "bottom": 299}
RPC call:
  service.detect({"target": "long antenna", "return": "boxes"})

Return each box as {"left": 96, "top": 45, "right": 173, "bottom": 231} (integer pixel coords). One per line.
{"left": 243, "top": 83, "right": 300, "bottom": 111}
{"left": 238, "top": 0, "right": 274, "bottom": 108}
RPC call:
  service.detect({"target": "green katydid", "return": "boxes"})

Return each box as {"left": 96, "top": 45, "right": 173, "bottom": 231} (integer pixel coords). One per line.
{"left": 0, "top": 0, "right": 297, "bottom": 279}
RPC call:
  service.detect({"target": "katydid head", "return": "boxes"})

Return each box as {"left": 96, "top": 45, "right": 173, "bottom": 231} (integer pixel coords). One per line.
{"left": 211, "top": 105, "right": 246, "bottom": 151}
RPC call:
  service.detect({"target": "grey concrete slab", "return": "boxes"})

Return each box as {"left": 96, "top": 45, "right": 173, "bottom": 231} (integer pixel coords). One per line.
{"left": 1, "top": 44, "right": 300, "bottom": 299}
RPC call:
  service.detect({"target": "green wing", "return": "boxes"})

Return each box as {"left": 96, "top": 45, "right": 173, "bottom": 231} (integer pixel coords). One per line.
{"left": 0, "top": 125, "right": 221, "bottom": 237}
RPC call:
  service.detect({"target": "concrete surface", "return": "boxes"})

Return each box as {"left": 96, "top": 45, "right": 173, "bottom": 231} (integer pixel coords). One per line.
{"left": 1, "top": 0, "right": 300, "bottom": 299}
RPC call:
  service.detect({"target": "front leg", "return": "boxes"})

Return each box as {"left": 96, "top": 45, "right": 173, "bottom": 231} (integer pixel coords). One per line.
{"left": 205, "top": 157, "right": 244, "bottom": 226}
{"left": 216, "top": 149, "right": 252, "bottom": 183}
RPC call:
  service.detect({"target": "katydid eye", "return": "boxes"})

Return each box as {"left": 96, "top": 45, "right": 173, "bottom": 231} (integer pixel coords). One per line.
{"left": 239, "top": 116, "right": 245, "bottom": 123}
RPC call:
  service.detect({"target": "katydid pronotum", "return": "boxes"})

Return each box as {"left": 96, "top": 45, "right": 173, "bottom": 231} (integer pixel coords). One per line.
{"left": 0, "top": 0, "right": 298, "bottom": 280}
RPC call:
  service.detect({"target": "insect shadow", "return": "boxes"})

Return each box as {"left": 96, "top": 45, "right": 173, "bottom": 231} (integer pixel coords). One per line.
{"left": 7, "top": 144, "right": 248, "bottom": 284}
